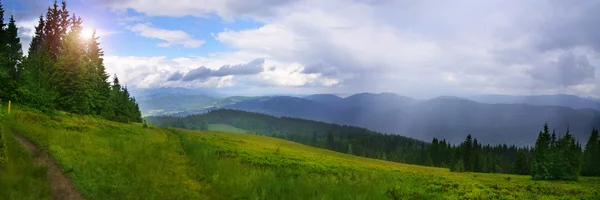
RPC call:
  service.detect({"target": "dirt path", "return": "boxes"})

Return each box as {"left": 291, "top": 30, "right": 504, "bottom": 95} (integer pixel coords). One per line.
{"left": 11, "top": 131, "right": 85, "bottom": 200}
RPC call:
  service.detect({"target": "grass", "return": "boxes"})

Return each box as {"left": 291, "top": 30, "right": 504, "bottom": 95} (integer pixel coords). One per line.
{"left": 2, "top": 106, "right": 600, "bottom": 199}
{"left": 207, "top": 123, "right": 247, "bottom": 133}
{"left": 0, "top": 122, "right": 51, "bottom": 200}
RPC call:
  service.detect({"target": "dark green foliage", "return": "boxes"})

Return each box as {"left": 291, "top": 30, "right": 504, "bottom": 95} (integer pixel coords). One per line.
{"left": 0, "top": 2, "right": 22, "bottom": 101}
{"left": 532, "top": 124, "right": 552, "bottom": 180}
{"left": 450, "top": 159, "right": 465, "bottom": 172}
{"left": 582, "top": 128, "right": 599, "bottom": 176}
{"left": 512, "top": 150, "right": 530, "bottom": 175}
{"left": 531, "top": 124, "right": 584, "bottom": 181}
{"left": 0, "top": 0, "right": 141, "bottom": 122}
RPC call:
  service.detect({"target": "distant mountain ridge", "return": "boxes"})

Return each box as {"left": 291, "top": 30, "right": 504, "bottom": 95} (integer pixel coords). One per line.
{"left": 218, "top": 93, "right": 600, "bottom": 145}
{"left": 467, "top": 94, "right": 600, "bottom": 110}
{"left": 138, "top": 90, "right": 600, "bottom": 145}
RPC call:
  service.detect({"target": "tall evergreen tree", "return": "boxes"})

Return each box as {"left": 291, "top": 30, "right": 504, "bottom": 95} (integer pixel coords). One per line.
{"left": 55, "top": 14, "right": 90, "bottom": 114}
{"left": 0, "top": 0, "right": 6, "bottom": 52}
{"left": 461, "top": 135, "right": 473, "bottom": 171}
{"left": 28, "top": 15, "right": 45, "bottom": 55}
{"left": 532, "top": 123, "right": 551, "bottom": 180}
{"left": 85, "top": 30, "right": 110, "bottom": 115}
{"left": 513, "top": 150, "right": 529, "bottom": 175}
{"left": 2, "top": 15, "right": 23, "bottom": 100}
{"left": 582, "top": 128, "right": 599, "bottom": 176}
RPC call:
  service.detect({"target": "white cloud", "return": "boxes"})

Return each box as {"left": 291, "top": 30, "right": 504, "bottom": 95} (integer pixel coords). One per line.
{"left": 102, "top": 0, "right": 600, "bottom": 97}
{"left": 130, "top": 24, "right": 204, "bottom": 48}
{"left": 103, "top": 53, "right": 339, "bottom": 90}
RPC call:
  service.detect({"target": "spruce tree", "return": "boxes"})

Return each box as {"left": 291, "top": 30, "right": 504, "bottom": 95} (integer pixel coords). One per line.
{"left": 55, "top": 14, "right": 90, "bottom": 114}
{"left": 582, "top": 128, "right": 599, "bottom": 176}
{"left": 0, "top": 1, "right": 7, "bottom": 99}
{"left": 513, "top": 149, "right": 529, "bottom": 175}
{"left": 0, "top": 0, "right": 6, "bottom": 51}
{"left": 532, "top": 123, "right": 551, "bottom": 180}
{"left": 28, "top": 15, "right": 46, "bottom": 56}
{"left": 3, "top": 15, "right": 23, "bottom": 100}
{"left": 462, "top": 135, "right": 473, "bottom": 171}
{"left": 85, "top": 30, "right": 110, "bottom": 116}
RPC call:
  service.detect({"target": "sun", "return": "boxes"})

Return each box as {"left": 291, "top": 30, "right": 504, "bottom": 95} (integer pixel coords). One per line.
{"left": 79, "top": 28, "right": 95, "bottom": 40}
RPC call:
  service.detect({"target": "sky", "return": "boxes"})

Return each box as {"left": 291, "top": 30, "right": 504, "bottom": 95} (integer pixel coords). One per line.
{"left": 5, "top": 0, "right": 600, "bottom": 98}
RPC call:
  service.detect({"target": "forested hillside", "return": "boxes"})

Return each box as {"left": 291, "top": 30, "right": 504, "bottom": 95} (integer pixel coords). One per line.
{"left": 197, "top": 94, "right": 600, "bottom": 145}
{"left": 0, "top": 0, "right": 141, "bottom": 122}
{"left": 146, "top": 109, "right": 600, "bottom": 178}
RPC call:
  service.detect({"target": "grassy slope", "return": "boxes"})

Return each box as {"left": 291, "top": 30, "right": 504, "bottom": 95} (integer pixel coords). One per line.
{"left": 207, "top": 123, "right": 248, "bottom": 133}
{"left": 0, "top": 123, "right": 51, "bottom": 200}
{"left": 3, "top": 106, "right": 600, "bottom": 199}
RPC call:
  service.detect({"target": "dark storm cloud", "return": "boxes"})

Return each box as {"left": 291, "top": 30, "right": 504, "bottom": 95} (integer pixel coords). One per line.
{"left": 535, "top": 1, "right": 600, "bottom": 52}
{"left": 167, "top": 71, "right": 184, "bottom": 81}
{"left": 178, "top": 58, "right": 265, "bottom": 82}
{"left": 211, "top": 58, "right": 265, "bottom": 76}
{"left": 181, "top": 66, "right": 212, "bottom": 81}
{"left": 301, "top": 62, "right": 339, "bottom": 76}
{"left": 529, "top": 52, "right": 595, "bottom": 86}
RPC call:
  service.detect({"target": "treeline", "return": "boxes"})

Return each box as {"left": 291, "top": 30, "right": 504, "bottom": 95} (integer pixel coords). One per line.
{"left": 148, "top": 109, "right": 600, "bottom": 180}
{"left": 0, "top": 0, "right": 141, "bottom": 123}
{"left": 147, "top": 109, "right": 431, "bottom": 165}
{"left": 429, "top": 135, "right": 532, "bottom": 174}
{"left": 433, "top": 124, "right": 600, "bottom": 181}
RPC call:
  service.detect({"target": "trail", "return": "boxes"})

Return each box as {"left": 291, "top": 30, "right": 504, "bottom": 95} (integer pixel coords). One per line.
{"left": 11, "top": 131, "right": 85, "bottom": 200}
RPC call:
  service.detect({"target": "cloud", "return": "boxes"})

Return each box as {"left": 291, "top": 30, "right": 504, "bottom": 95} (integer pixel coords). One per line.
{"left": 103, "top": 54, "right": 336, "bottom": 91}
{"left": 302, "top": 61, "right": 339, "bottom": 77}
{"left": 130, "top": 24, "right": 204, "bottom": 48}
{"left": 104, "top": 0, "right": 600, "bottom": 97}
{"left": 167, "top": 71, "right": 184, "bottom": 81}
{"left": 101, "top": 0, "right": 298, "bottom": 19}
{"left": 212, "top": 58, "right": 265, "bottom": 76}
{"left": 181, "top": 67, "right": 213, "bottom": 81}
{"left": 529, "top": 50, "right": 595, "bottom": 86}
{"left": 178, "top": 58, "right": 265, "bottom": 81}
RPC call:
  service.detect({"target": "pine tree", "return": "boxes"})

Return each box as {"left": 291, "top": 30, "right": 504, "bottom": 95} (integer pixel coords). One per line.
{"left": 0, "top": 0, "right": 7, "bottom": 100}
{"left": 327, "top": 131, "right": 334, "bottom": 149}
{"left": 513, "top": 150, "right": 529, "bottom": 175}
{"left": 311, "top": 131, "right": 318, "bottom": 146}
{"left": 44, "top": 0, "right": 63, "bottom": 60}
{"left": 461, "top": 135, "right": 474, "bottom": 171}
{"left": 430, "top": 138, "right": 437, "bottom": 166}
{"left": 532, "top": 123, "right": 551, "bottom": 180}
{"left": 582, "top": 128, "right": 599, "bottom": 176}
{"left": 55, "top": 14, "right": 91, "bottom": 114}
{"left": 0, "top": 0, "right": 6, "bottom": 52}
{"left": 85, "top": 30, "right": 110, "bottom": 115}
{"left": 3, "top": 15, "right": 23, "bottom": 100}
{"left": 28, "top": 15, "right": 45, "bottom": 55}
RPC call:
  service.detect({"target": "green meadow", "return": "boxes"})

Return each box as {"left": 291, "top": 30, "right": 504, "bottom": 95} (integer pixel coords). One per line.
{"left": 207, "top": 123, "right": 248, "bottom": 133}
{"left": 1, "top": 106, "right": 599, "bottom": 199}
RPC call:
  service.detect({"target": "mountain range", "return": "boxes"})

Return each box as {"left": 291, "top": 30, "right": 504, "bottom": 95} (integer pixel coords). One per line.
{"left": 136, "top": 90, "right": 600, "bottom": 145}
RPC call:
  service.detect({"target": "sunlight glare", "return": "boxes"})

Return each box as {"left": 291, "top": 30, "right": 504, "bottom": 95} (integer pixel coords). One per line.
{"left": 80, "top": 28, "right": 94, "bottom": 40}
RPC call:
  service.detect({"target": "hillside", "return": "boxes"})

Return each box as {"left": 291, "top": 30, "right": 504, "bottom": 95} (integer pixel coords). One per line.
{"left": 3, "top": 107, "right": 599, "bottom": 199}
{"left": 211, "top": 94, "right": 600, "bottom": 145}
